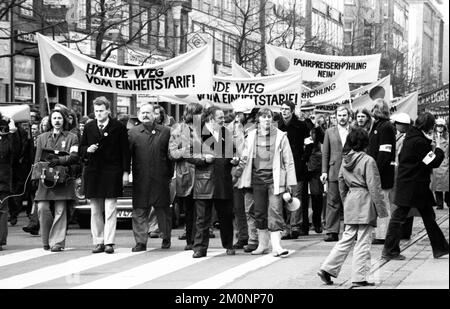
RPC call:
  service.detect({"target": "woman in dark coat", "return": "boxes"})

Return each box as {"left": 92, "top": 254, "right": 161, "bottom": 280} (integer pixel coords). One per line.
{"left": 382, "top": 113, "right": 449, "bottom": 260}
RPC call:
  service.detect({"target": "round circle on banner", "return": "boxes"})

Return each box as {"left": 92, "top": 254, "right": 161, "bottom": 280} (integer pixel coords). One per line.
{"left": 175, "top": 95, "right": 189, "bottom": 99}
{"left": 50, "top": 53, "right": 75, "bottom": 78}
{"left": 369, "top": 86, "right": 386, "bottom": 100}
{"left": 274, "top": 56, "right": 290, "bottom": 72}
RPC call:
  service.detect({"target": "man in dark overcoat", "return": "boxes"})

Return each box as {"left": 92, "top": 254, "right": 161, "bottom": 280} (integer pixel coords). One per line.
{"left": 128, "top": 104, "right": 173, "bottom": 252}
{"left": 278, "top": 100, "right": 310, "bottom": 238}
{"left": 367, "top": 99, "right": 396, "bottom": 244}
{"left": 79, "top": 97, "right": 130, "bottom": 254}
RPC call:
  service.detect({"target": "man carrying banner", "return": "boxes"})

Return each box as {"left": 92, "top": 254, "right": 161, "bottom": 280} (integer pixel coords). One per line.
{"left": 320, "top": 106, "right": 352, "bottom": 242}
{"left": 79, "top": 97, "right": 131, "bottom": 254}
{"left": 367, "top": 99, "right": 396, "bottom": 245}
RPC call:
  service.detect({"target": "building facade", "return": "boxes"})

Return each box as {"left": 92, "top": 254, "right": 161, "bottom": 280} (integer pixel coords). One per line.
{"left": 408, "top": 0, "right": 445, "bottom": 92}
{"left": 343, "top": 0, "right": 409, "bottom": 95}
{"left": 1, "top": 0, "right": 190, "bottom": 119}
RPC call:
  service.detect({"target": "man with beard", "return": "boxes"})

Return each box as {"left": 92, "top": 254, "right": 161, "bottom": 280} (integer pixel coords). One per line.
{"left": 320, "top": 106, "right": 352, "bottom": 242}
{"left": 128, "top": 104, "right": 173, "bottom": 251}
{"left": 278, "top": 100, "right": 310, "bottom": 238}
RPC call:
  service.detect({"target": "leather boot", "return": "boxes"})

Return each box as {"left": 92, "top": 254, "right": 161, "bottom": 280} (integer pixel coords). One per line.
{"left": 270, "top": 231, "right": 289, "bottom": 257}
{"left": 251, "top": 229, "right": 270, "bottom": 255}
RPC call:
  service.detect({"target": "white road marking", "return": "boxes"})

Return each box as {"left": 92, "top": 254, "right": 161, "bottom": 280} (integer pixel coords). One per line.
{"left": 0, "top": 248, "right": 150, "bottom": 289}
{"left": 73, "top": 249, "right": 225, "bottom": 289}
{"left": 0, "top": 248, "right": 73, "bottom": 268}
{"left": 185, "top": 250, "right": 296, "bottom": 289}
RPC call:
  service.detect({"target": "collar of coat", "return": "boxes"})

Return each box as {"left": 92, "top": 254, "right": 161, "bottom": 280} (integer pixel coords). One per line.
{"left": 278, "top": 114, "right": 302, "bottom": 129}
{"left": 138, "top": 122, "right": 163, "bottom": 134}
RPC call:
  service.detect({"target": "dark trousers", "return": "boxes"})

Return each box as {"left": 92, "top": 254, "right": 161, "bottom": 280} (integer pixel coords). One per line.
{"left": 308, "top": 195, "right": 323, "bottom": 230}
{"left": 302, "top": 172, "right": 324, "bottom": 231}
{"left": 194, "top": 199, "right": 233, "bottom": 253}
{"left": 401, "top": 216, "right": 414, "bottom": 239}
{"left": 383, "top": 206, "right": 449, "bottom": 257}
{"left": 233, "top": 187, "right": 248, "bottom": 241}
{"left": 325, "top": 181, "right": 343, "bottom": 235}
{"left": 180, "top": 195, "right": 196, "bottom": 246}
{"left": 435, "top": 191, "right": 449, "bottom": 207}
{"left": 0, "top": 193, "right": 8, "bottom": 246}
{"left": 132, "top": 206, "right": 172, "bottom": 245}
{"left": 253, "top": 187, "right": 269, "bottom": 229}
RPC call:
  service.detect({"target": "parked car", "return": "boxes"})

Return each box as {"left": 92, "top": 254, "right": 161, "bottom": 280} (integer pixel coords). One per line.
{"left": 74, "top": 176, "right": 181, "bottom": 229}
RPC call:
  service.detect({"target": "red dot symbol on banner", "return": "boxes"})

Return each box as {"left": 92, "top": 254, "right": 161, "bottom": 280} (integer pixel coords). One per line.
{"left": 274, "top": 56, "right": 290, "bottom": 72}
{"left": 369, "top": 86, "right": 386, "bottom": 100}
{"left": 50, "top": 53, "right": 75, "bottom": 78}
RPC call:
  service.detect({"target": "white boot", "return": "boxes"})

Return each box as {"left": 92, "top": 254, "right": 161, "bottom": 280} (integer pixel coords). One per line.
{"left": 270, "top": 231, "right": 289, "bottom": 257}
{"left": 251, "top": 229, "right": 270, "bottom": 255}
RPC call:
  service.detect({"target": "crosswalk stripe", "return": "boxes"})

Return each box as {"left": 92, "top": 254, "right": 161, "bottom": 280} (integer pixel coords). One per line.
{"left": 0, "top": 248, "right": 150, "bottom": 289}
{"left": 0, "top": 249, "right": 55, "bottom": 267}
{"left": 185, "top": 250, "right": 296, "bottom": 289}
{"left": 73, "top": 249, "right": 225, "bottom": 289}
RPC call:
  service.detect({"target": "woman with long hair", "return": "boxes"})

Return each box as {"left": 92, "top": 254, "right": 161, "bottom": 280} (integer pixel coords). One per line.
{"left": 34, "top": 110, "right": 80, "bottom": 252}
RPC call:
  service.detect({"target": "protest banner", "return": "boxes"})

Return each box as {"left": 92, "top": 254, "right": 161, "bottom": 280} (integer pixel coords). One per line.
{"left": 313, "top": 75, "right": 390, "bottom": 113}
{"left": 37, "top": 33, "right": 214, "bottom": 96}
{"left": 265, "top": 44, "right": 381, "bottom": 83}
{"left": 418, "top": 84, "right": 449, "bottom": 118}
{"left": 390, "top": 92, "right": 418, "bottom": 120}
{"left": 160, "top": 72, "right": 302, "bottom": 108}
{"left": 301, "top": 72, "right": 350, "bottom": 105}
{"left": 232, "top": 61, "right": 254, "bottom": 78}
{"left": 350, "top": 75, "right": 391, "bottom": 109}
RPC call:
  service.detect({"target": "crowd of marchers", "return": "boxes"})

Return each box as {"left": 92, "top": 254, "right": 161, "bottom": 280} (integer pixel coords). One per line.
{"left": 0, "top": 97, "right": 448, "bottom": 288}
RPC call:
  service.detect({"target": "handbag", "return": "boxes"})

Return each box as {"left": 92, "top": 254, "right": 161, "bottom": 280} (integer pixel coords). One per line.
{"left": 31, "top": 161, "right": 68, "bottom": 189}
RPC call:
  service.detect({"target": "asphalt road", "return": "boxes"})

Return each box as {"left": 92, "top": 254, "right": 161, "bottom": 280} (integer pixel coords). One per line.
{"left": 0, "top": 208, "right": 448, "bottom": 290}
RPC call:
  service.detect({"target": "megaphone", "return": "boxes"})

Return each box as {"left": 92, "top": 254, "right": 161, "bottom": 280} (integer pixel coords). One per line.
{"left": 283, "top": 192, "right": 300, "bottom": 212}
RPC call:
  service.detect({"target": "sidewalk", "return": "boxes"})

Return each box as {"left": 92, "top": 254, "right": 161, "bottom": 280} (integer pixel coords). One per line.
{"left": 321, "top": 207, "right": 450, "bottom": 289}
{"left": 375, "top": 210, "right": 449, "bottom": 289}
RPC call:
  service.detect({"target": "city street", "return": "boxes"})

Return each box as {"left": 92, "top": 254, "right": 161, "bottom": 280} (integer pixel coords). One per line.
{"left": 1, "top": 208, "right": 447, "bottom": 290}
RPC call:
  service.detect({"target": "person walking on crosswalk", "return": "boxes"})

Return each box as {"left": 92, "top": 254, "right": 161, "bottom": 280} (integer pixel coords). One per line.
{"left": 34, "top": 110, "right": 80, "bottom": 252}
{"left": 0, "top": 114, "right": 21, "bottom": 251}
{"left": 169, "top": 103, "right": 204, "bottom": 251}
{"left": 128, "top": 104, "right": 174, "bottom": 252}
{"left": 79, "top": 97, "right": 131, "bottom": 254}
{"left": 190, "top": 106, "right": 235, "bottom": 258}
{"left": 318, "top": 127, "right": 389, "bottom": 287}
{"left": 236, "top": 108, "right": 297, "bottom": 257}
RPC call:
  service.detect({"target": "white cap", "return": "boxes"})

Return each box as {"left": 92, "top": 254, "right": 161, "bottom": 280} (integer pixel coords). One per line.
{"left": 436, "top": 118, "right": 446, "bottom": 126}
{"left": 391, "top": 113, "right": 411, "bottom": 125}
{"left": 231, "top": 98, "right": 255, "bottom": 114}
